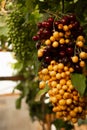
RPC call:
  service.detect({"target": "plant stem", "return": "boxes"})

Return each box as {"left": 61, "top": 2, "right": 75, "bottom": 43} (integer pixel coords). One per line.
{"left": 61, "top": 0, "right": 65, "bottom": 13}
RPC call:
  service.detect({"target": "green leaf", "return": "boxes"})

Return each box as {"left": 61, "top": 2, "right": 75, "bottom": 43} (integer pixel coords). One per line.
{"left": 35, "top": 83, "right": 49, "bottom": 101}
{"left": 53, "top": 119, "right": 73, "bottom": 130}
{"left": 15, "top": 97, "right": 22, "bottom": 109}
{"left": 71, "top": 73, "right": 86, "bottom": 96}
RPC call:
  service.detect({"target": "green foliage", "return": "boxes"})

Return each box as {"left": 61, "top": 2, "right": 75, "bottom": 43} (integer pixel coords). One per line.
{"left": 71, "top": 73, "right": 87, "bottom": 96}
{"left": 53, "top": 119, "right": 74, "bottom": 130}
{"left": 4, "top": 0, "right": 87, "bottom": 129}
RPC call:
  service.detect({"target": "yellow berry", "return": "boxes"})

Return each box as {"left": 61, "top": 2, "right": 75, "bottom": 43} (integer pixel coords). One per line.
{"left": 52, "top": 41, "right": 59, "bottom": 48}
{"left": 53, "top": 31, "right": 59, "bottom": 39}
{"left": 59, "top": 89, "right": 65, "bottom": 95}
{"left": 58, "top": 63, "right": 64, "bottom": 70}
{"left": 38, "top": 49, "right": 43, "bottom": 57}
{"left": 59, "top": 99, "right": 66, "bottom": 106}
{"left": 70, "top": 110, "right": 76, "bottom": 117}
{"left": 79, "top": 60, "right": 85, "bottom": 67}
{"left": 76, "top": 41, "right": 84, "bottom": 47}
{"left": 49, "top": 70, "right": 56, "bottom": 77}
{"left": 66, "top": 99, "right": 72, "bottom": 105}
{"left": 77, "top": 35, "right": 85, "bottom": 42}
{"left": 59, "top": 38, "right": 65, "bottom": 44}
{"left": 69, "top": 67, "right": 74, "bottom": 72}
{"left": 63, "top": 25, "right": 69, "bottom": 31}
{"left": 58, "top": 24, "right": 63, "bottom": 30}
{"left": 60, "top": 79, "right": 66, "bottom": 85}
{"left": 61, "top": 72, "right": 66, "bottom": 78}
{"left": 71, "top": 56, "right": 79, "bottom": 63}
{"left": 71, "top": 118, "right": 78, "bottom": 123}
{"left": 45, "top": 39, "right": 51, "bottom": 45}
{"left": 39, "top": 81, "right": 46, "bottom": 89}
{"left": 50, "top": 36, "right": 55, "bottom": 42}
{"left": 62, "top": 85, "right": 68, "bottom": 90}
{"left": 64, "top": 66, "right": 69, "bottom": 71}
{"left": 59, "top": 32, "right": 64, "bottom": 37}
{"left": 79, "top": 51, "right": 87, "bottom": 59}
{"left": 56, "top": 84, "right": 62, "bottom": 89}
{"left": 51, "top": 81, "right": 57, "bottom": 88}
{"left": 42, "top": 68, "right": 48, "bottom": 74}
{"left": 50, "top": 97, "right": 57, "bottom": 103}
{"left": 48, "top": 65, "right": 53, "bottom": 71}
{"left": 56, "top": 73, "right": 61, "bottom": 79}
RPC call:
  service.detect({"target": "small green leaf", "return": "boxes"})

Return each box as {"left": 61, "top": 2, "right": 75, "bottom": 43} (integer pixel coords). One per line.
{"left": 71, "top": 73, "right": 86, "bottom": 96}
{"left": 35, "top": 84, "right": 49, "bottom": 101}
{"left": 16, "top": 97, "right": 22, "bottom": 109}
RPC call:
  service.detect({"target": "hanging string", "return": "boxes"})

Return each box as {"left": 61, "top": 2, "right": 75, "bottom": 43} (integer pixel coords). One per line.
{"left": 61, "top": 0, "right": 65, "bottom": 13}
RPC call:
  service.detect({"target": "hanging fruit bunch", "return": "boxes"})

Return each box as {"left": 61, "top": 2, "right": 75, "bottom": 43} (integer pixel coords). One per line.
{"left": 32, "top": 13, "right": 87, "bottom": 124}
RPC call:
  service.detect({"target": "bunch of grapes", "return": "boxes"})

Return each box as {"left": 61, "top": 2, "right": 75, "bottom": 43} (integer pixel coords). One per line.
{"left": 7, "top": 5, "right": 32, "bottom": 61}
{"left": 32, "top": 14, "right": 87, "bottom": 123}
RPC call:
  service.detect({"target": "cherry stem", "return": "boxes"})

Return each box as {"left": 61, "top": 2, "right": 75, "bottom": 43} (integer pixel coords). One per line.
{"left": 61, "top": 0, "right": 65, "bottom": 13}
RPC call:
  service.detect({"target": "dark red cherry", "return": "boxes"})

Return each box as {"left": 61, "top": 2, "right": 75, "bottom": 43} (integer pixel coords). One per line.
{"left": 45, "top": 56, "right": 52, "bottom": 63}
{"left": 59, "top": 44, "right": 66, "bottom": 51}
{"left": 59, "top": 51, "right": 66, "bottom": 57}
{"left": 32, "top": 35, "right": 39, "bottom": 41}
{"left": 74, "top": 64, "right": 82, "bottom": 73}
{"left": 68, "top": 14, "right": 76, "bottom": 21}
{"left": 66, "top": 47, "right": 74, "bottom": 56}
{"left": 48, "top": 17, "right": 54, "bottom": 23}
{"left": 67, "top": 41, "right": 75, "bottom": 47}
{"left": 37, "top": 22, "right": 42, "bottom": 28}
{"left": 61, "top": 16, "right": 69, "bottom": 25}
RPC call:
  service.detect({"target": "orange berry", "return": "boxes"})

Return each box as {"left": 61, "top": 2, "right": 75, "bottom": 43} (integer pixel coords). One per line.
{"left": 70, "top": 110, "right": 76, "bottom": 117}
{"left": 56, "top": 84, "right": 62, "bottom": 89}
{"left": 57, "top": 63, "right": 64, "bottom": 70}
{"left": 66, "top": 99, "right": 72, "bottom": 105}
{"left": 79, "top": 51, "right": 87, "bottom": 59}
{"left": 51, "top": 81, "right": 57, "bottom": 88}
{"left": 61, "top": 72, "right": 66, "bottom": 78}
{"left": 77, "top": 35, "right": 85, "bottom": 42}
{"left": 48, "top": 65, "right": 53, "bottom": 71}
{"left": 63, "top": 25, "right": 69, "bottom": 31}
{"left": 59, "top": 38, "right": 65, "bottom": 44}
{"left": 50, "top": 36, "right": 55, "bottom": 42}
{"left": 59, "top": 89, "right": 65, "bottom": 95}
{"left": 71, "top": 118, "right": 78, "bottom": 123}
{"left": 71, "top": 56, "right": 79, "bottom": 63}
{"left": 76, "top": 41, "right": 84, "bottom": 47}
{"left": 45, "top": 39, "right": 51, "bottom": 45}
{"left": 69, "top": 67, "right": 74, "bottom": 72}
{"left": 49, "top": 70, "right": 56, "bottom": 77}
{"left": 42, "top": 68, "right": 48, "bottom": 74}
{"left": 52, "top": 41, "right": 59, "bottom": 48}
{"left": 56, "top": 73, "right": 61, "bottom": 79}
{"left": 58, "top": 24, "right": 63, "bottom": 30}
{"left": 38, "top": 49, "right": 43, "bottom": 57}
{"left": 53, "top": 31, "right": 59, "bottom": 40}
{"left": 79, "top": 60, "right": 85, "bottom": 67}
{"left": 64, "top": 66, "right": 69, "bottom": 71}
{"left": 60, "top": 79, "right": 66, "bottom": 85}
{"left": 59, "top": 32, "right": 64, "bottom": 37}
{"left": 50, "top": 97, "right": 57, "bottom": 103}
{"left": 39, "top": 81, "right": 46, "bottom": 89}
{"left": 59, "top": 99, "right": 66, "bottom": 106}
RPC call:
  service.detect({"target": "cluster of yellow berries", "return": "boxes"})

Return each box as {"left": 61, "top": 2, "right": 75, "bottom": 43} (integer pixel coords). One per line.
{"left": 38, "top": 60, "right": 87, "bottom": 123}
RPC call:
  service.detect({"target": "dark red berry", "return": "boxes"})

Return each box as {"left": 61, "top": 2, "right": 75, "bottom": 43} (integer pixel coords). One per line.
{"left": 32, "top": 35, "right": 39, "bottom": 41}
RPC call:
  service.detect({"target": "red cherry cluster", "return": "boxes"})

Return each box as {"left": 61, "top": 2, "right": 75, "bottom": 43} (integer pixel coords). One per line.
{"left": 32, "top": 14, "right": 87, "bottom": 123}
{"left": 32, "top": 14, "right": 87, "bottom": 73}
{"left": 32, "top": 17, "right": 54, "bottom": 41}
